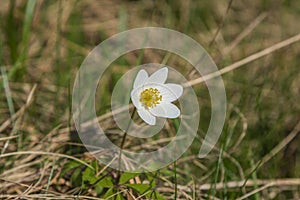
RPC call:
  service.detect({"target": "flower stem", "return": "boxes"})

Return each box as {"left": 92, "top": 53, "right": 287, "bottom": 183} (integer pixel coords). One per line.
{"left": 172, "top": 119, "right": 179, "bottom": 200}
{"left": 116, "top": 107, "right": 136, "bottom": 184}
{"left": 174, "top": 160, "right": 177, "bottom": 200}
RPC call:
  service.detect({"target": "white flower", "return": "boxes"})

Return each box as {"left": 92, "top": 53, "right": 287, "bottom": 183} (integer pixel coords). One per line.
{"left": 130, "top": 67, "right": 183, "bottom": 125}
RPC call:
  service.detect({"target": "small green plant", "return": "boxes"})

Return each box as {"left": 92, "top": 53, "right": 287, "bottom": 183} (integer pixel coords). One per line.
{"left": 60, "top": 160, "right": 166, "bottom": 199}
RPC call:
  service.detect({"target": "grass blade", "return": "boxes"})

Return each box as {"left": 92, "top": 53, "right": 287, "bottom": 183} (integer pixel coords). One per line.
{"left": 9, "top": 0, "right": 37, "bottom": 80}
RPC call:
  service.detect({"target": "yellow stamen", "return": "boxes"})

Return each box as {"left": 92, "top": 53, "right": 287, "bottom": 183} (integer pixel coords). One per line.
{"left": 140, "top": 88, "right": 162, "bottom": 109}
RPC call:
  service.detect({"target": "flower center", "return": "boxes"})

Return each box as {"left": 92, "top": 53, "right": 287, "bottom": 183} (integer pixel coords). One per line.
{"left": 140, "top": 88, "right": 162, "bottom": 109}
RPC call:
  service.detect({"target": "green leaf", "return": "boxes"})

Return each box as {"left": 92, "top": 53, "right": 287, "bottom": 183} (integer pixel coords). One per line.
{"left": 116, "top": 194, "right": 124, "bottom": 200}
{"left": 95, "top": 184, "right": 103, "bottom": 195}
{"left": 159, "top": 169, "right": 174, "bottom": 177}
{"left": 119, "top": 172, "right": 139, "bottom": 184}
{"left": 102, "top": 188, "right": 114, "bottom": 199}
{"left": 126, "top": 184, "right": 151, "bottom": 194}
{"left": 146, "top": 191, "right": 166, "bottom": 200}
{"left": 96, "top": 177, "right": 114, "bottom": 188}
{"left": 60, "top": 160, "right": 82, "bottom": 177}
{"left": 70, "top": 167, "right": 82, "bottom": 187}
{"left": 82, "top": 167, "right": 97, "bottom": 184}
{"left": 146, "top": 174, "right": 157, "bottom": 188}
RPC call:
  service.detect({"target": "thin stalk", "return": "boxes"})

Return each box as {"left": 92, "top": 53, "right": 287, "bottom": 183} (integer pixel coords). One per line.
{"left": 116, "top": 107, "right": 136, "bottom": 184}
{"left": 174, "top": 160, "right": 177, "bottom": 200}
{"left": 1, "top": 67, "right": 16, "bottom": 155}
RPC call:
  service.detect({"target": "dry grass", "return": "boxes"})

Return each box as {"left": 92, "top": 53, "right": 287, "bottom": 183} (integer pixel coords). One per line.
{"left": 0, "top": 0, "right": 300, "bottom": 199}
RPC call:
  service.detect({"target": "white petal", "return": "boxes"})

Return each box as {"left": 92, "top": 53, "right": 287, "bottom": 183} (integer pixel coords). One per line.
{"left": 142, "top": 83, "right": 183, "bottom": 102}
{"left": 158, "top": 84, "right": 183, "bottom": 102}
{"left": 133, "top": 69, "right": 148, "bottom": 89}
{"left": 165, "top": 84, "right": 183, "bottom": 99}
{"left": 149, "top": 102, "right": 180, "bottom": 118}
{"left": 137, "top": 108, "right": 156, "bottom": 125}
{"left": 130, "top": 88, "right": 142, "bottom": 109}
{"left": 145, "top": 67, "right": 168, "bottom": 84}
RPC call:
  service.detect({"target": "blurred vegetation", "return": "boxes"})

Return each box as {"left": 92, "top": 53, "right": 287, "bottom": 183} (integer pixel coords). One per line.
{"left": 0, "top": 0, "right": 300, "bottom": 199}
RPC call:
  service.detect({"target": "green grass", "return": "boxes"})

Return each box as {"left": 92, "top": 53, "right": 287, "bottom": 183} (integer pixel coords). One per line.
{"left": 0, "top": 0, "right": 300, "bottom": 199}
{"left": 8, "top": 0, "right": 37, "bottom": 80}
